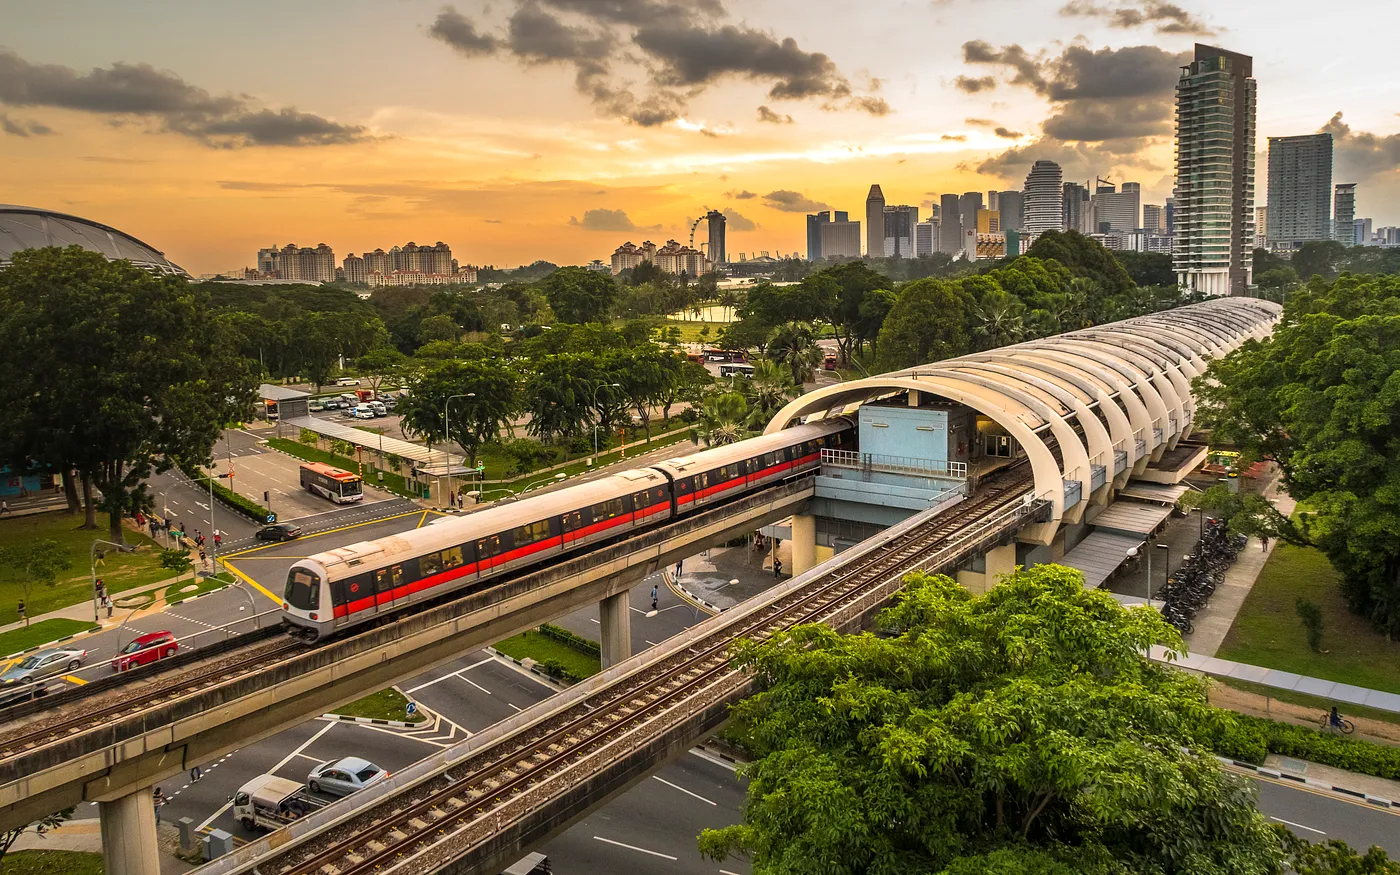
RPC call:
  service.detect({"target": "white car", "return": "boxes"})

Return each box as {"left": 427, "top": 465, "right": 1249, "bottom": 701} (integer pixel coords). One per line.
{"left": 307, "top": 757, "right": 387, "bottom": 797}
{"left": 336, "top": 377, "right": 360, "bottom": 386}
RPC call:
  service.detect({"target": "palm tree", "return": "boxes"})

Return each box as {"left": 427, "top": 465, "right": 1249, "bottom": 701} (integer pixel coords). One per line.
{"left": 744, "top": 360, "right": 797, "bottom": 428}
{"left": 971, "top": 289, "right": 1026, "bottom": 350}
{"left": 767, "top": 322, "right": 823, "bottom": 386}
{"left": 699, "top": 392, "right": 749, "bottom": 446}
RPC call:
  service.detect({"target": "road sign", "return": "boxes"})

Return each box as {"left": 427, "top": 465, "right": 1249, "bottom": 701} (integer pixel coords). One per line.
{"left": 406, "top": 702, "right": 417, "bottom": 716}
{"left": 265, "top": 513, "right": 276, "bottom": 523}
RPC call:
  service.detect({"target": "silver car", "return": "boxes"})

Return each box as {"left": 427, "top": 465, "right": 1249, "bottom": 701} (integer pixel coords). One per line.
{"left": 307, "top": 757, "right": 388, "bottom": 797}
{"left": 1, "top": 647, "right": 86, "bottom": 684}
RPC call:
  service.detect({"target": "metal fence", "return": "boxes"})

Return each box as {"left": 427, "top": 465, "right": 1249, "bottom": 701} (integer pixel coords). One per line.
{"left": 821, "top": 449, "right": 968, "bottom": 479}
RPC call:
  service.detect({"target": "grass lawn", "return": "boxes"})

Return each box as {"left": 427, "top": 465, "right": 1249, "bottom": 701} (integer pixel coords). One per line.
{"left": 332, "top": 687, "right": 426, "bottom": 723}
{"left": 0, "top": 618, "right": 98, "bottom": 658}
{"left": 494, "top": 629, "right": 601, "bottom": 680}
{"left": 1216, "top": 677, "right": 1400, "bottom": 728}
{"left": 1216, "top": 542, "right": 1400, "bottom": 695}
{"left": 0, "top": 511, "right": 166, "bottom": 619}
{"left": 165, "top": 572, "right": 234, "bottom": 606}
{"left": 662, "top": 319, "right": 731, "bottom": 344}
{"left": 1, "top": 850, "right": 104, "bottom": 875}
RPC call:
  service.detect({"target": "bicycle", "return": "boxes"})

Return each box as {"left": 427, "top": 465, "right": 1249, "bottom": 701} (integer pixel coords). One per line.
{"left": 1318, "top": 712, "right": 1355, "bottom": 734}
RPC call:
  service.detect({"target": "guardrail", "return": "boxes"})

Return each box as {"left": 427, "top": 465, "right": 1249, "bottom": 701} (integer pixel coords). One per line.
{"left": 820, "top": 449, "right": 968, "bottom": 479}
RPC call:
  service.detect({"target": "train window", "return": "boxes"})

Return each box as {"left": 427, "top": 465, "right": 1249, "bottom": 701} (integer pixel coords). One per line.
{"left": 514, "top": 520, "right": 550, "bottom": 545}
{"left": 421, "top": 552, "right": 443, "bottom": 577}
{"left": 763, "top": 452, "right": 776, "bottom": 467}
{"left": 374, "top": 569, "right": 388, "bottom": 593}
{"left": 697, "top": 473, "right": 709, "bottom": 489}
{"left": 478, "top": 535, "right": 500, "bottom": 558}
{"left": 442, "top": 546, "right": 464, "bottom": 569}
{"left": 634, "top": 490, "right": 652, "bottom": 508}
{"left": 391, "top": 565, "right": 404, "bottom": 587}
{"left": 562, "top": 510, "right": 584, "bottom": 533}
{"left": 592, "top": 498, "right": 625, "bottom": 520}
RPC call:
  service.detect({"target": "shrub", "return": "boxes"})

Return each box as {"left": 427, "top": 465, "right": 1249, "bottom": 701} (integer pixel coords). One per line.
{"left": 504, "top": 438, "right": 554, "bottom": 476}
{"left": 538, "top": 657, "right": 581, "bottom": 684}
{"left": 566, "top": 434, "right": 592, "bottom": 456}
{"left": 539, "top": 623, "right": 601, "bottom": 656}
{"left": 1208, "top": 713, "right": 1400, "bottom": 781}
{"left": 176, "top": 461, "right": 271, "bottom": 522}
{"left": 1296, "top": 597, "right": 1324, "bottom": 652}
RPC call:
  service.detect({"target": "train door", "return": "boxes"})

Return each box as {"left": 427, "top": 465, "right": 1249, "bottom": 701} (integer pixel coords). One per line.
{"left": 373, "top": 564, "right": 403, "bottom": 613}
{"left": 561, "top": 510, "right": 585, "bottom": 549}
{"left": 476, "top": 534, "right": 503, "bottom": 578}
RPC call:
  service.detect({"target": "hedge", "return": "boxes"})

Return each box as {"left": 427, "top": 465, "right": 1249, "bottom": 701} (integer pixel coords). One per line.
{"left": 1210, "top": 713, "right": 1400, "bottom": 781}
{"left": 539, "top": 623, "right": 601, "bottom": 657}
{"left": 176, "top": 461, "right": 272, "bottom": 523}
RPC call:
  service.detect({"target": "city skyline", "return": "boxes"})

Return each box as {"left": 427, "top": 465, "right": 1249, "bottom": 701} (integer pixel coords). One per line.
{"left": 3, "top": 0, "right": 1398, "bottom": 274}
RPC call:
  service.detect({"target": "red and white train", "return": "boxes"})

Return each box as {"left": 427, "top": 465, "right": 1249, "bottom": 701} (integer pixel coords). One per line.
{"left": 281, "top": 419, "right": 853, "bottom": 639}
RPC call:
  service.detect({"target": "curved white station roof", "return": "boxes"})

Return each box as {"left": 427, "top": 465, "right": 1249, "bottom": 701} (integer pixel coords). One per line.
{"left": 0, "top": 205, "right": 188, "bottom": 276}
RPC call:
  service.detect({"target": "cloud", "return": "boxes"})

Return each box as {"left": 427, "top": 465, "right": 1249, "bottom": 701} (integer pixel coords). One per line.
{"left": 569, "top": 207, "right": 643, "bottom": 231}
{"left": 484, "top": 218, "right": 504, "bottom": 223}
{"left": 762, "top": 190, "right": 830, "bottom": 213}
{"left": 0, "top": 112, "right": 52, "bottom": 136}
{"left": 941, "top": 133, "right": 967, "bottom": 141}
{"left": 993, "top": 126, "right": 1023, "bottom": 139}
{"left": 722, "top": 208, "right": 756, "bottom": 231}
{"left": 965, "top": 117, "right": 996, "bottom": 126}
{"left": 755, "top": 105, "right": 792, "bottom": 124}
{"left": 1323, "top": 112, "right": 1400, "bottom": 182}
{"left": 1059, "top": 0, "right": 1216, "bottom": 36}
{"left": 954, "top": 75, "right": 997, "bottom": 94}
{"left": 0, "top": 49, "right": 368, "bottom": 147}
{"left": 426, "top": 3, "right": 884, "bottom": 127}
{"left": 728, "top": 189, "right": 757, "bottom": 199}
{"left": 961, "top": 41, "right": 1046, "bottom": 91}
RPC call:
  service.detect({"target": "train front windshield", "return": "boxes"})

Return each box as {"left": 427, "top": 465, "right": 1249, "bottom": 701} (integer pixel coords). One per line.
{"left": 285, "top": 568, "right": 321, "bottom": 610}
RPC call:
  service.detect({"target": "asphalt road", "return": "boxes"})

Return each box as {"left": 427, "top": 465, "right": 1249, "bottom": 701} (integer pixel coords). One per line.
{"left": 1248, "top": 772, "right": 1400, "bottom": 855}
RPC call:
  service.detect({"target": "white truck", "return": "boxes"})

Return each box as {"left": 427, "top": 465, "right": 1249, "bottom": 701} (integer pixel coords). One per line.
{"left": 231, "top": 775, "right": 326, "bottom": 832}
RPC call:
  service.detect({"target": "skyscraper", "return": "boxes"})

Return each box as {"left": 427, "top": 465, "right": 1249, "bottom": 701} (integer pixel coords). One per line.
{"left": 915, "top": 221, "right": 937, "bottom": 256}
{"left": 706, "top": 209, "right": 726, "bottom": 265}
{"left": 1174, "top": 44, "right": 1256, "bottom": 296}
{"left": 806, "top": 211, "right": 830, "bottom": 261}
{"left": 987, "top": 191, "right": 1000, "bottom": 211}
{"left": 997, "top": 191, "right": 1023, "bottom": 232}
{"left": 883, "top": 205, "right": 919, "bottom": 257}
{"left": 1143, "top": 204, "right": 1166, "bottom": 234}
{"left": 1266, "top": 133, "right": 1333, "bottom": 247}
{"left": 865, "top": 185, "right": 885, "bottom": 258}
{"left": 959, "top": 192, "right": 984, "bottom": 231}
{"left": 1063, "top": 182, "right": 1089, "bottom": 232}
{"left": 820, "top": 216, "right": 861, "bottom": 259}
{"left": 939, "top": 194, "right": 963, "bottom": 254}
{"left": 1023, "top": 160, "right": 1064, "bottom": 241}
{"left": 1165, "top": 198, "right": 1176, "bottom": 237}
{"left": 1091, "top": 179, "right": 1140, "bottom": 232}
{"left": 1334, "top": 183, "right": 1356, "bottom": 245}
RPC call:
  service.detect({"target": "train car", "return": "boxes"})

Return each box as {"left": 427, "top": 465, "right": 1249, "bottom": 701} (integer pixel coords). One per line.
{"left": 652, "top": 418, "right": 852, "bottom": 515}
{"left": 282, "top": 469, "right": 671, "bottom": 639}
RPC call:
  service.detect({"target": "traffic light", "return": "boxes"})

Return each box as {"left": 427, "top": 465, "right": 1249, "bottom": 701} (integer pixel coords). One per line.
{"left": 264, "top": 491, "right": 270, "bottom": 504}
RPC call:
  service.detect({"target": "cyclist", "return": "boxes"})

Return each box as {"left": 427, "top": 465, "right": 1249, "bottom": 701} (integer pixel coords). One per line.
{"left": 1329, "top": 706, "right": 1344, "bottom": 730}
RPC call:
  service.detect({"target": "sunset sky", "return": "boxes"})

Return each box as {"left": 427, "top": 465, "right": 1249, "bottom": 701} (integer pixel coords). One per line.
{"left": 3, "top": 0, "right": 1398, "bottom": 274}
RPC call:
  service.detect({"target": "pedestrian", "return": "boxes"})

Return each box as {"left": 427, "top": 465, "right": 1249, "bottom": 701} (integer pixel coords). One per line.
{"left": 95, "top": 579, "right": 106, "bottom": 602}
{"left": 651, "top": 584, "right": 658, "bottom": 602}
{"left": 674, "top": 560, "right": 683, "bottom": 578}
{"left": 153, "top": 787, "right": 166, "bottom": 824}
{"left": 651, "top": 597, "right": 658, "bottom": 612}
{"left": 104, "top": 595, "right": 113, "bottom": 619}
{"left": 149, "top": 519, "right": 159, "bottom": 539}
{"left": 200, "top": 550, "right": 209, "bottom": 571}
{"left": 190, "top": 765, "right": 203, "bottom": 783}
{"left": 16, "top": 599, "right": 25, "bottom": 626}
{"left": 1, "top": 499, "right": 10, "bottom": 515}
{"left": 195, "top": 531, "right": 205, "bottom": 548}
{"left": 1260, "top": 535, "right": 1270, "bottom": 552}
{"left": 213, "top": 532, "right": 222, "bottom": 549}
{"left": 94, "top": 549, "right": 106, "bottom": 568}
{"left": 773, "top": 557, "right": 783, "bottom": 578}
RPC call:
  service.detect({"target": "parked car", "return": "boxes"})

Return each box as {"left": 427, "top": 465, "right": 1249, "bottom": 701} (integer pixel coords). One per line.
{"left": 369, "top": 401, "right": 387, "bottom": 417}
{"left": 307, "top": 757, "right": 388, "bottom": 797}
{"left": 256, "top": 523, "right": 302, "bottom": 542}
{"left": 111, "top": 631, "right": 178, "bottom": 672}
{"left": 0, "top": 679, "right": 49, "bottom": 709}
{"left": 0, "top": 647, "right": 86, "bottom": 684}
{"left": 353, "top": 405, "right": 375, "bottom": 420}
{"left": 336, "top": 377, "right": 360, "bottom": 386}
{"left": 308, "top": 400, "right": 324, "bottom": 412}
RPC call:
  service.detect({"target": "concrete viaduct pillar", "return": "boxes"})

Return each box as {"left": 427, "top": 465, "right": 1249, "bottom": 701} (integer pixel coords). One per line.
{"left": 790, "top": 514, "right": 817, "bottom": 577}
{"left": 599, "top": 589, "right": 631, "bottom": 668}
{"left": 99, "top": 787, "right": 161, "bottom": 875}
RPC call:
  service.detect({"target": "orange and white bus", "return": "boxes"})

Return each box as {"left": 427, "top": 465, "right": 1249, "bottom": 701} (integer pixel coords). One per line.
{"left": 299, "top": 463, "right": 363, "bottom": 504}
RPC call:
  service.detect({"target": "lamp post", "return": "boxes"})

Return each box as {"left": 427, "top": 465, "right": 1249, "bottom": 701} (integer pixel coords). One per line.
{"left": 1154, "top": 542, "right": 1169, "bottom": 605}
{"left": 90, "top": 538, "right": 134, "bottom": 622}
{"left": 443, "top": 393, "right": 475, "bottom": 509}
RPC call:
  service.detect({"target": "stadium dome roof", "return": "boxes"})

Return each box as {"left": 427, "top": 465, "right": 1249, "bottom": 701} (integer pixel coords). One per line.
{"left": 0, "top": 205, "right": 188, "bottom": 276}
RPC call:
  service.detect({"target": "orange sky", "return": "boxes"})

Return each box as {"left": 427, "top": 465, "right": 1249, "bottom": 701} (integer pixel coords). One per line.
{"left": 3, "top": 0, "right": 1397, "bottom": 274}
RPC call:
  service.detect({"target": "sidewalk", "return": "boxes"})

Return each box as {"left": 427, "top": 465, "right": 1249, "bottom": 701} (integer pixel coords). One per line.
{"left": 11, "top": 818, "right": 194, "bottom": 873}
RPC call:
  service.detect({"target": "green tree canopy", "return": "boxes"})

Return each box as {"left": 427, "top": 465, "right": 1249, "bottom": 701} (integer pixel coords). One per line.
{"left": 700, "top": 565, "right": 1283, "bottom": 875}
{"left": 398, "top": 360, "right": 521, "bottom": 464}
{"left": 874, "top": 278, "right": 972, "bottom": 371}
{"left": 539, "top": 266, "right": 618, "bottom": 324}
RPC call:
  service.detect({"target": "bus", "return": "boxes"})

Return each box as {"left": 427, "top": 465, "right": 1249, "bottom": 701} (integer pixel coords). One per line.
{"left": 299, "top": 463, "right": 364, "bottom": 504}
{"left": 719, "top": 362, "right": 755, "bottom": 379}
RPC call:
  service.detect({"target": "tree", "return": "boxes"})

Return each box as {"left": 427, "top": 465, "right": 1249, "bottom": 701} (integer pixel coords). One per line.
{"left": 854, "top": 287, "right": 896, "bottom": 361}
{"left": 0, "top": 541, "right": 72, "bottom": 623}
{"left": 357, "top": 345, "right": 406, "bottom": 395}
{"left": 398, "top": 360, "right": 520, "bottom": 465}
{"left": 0, "top": 247, "right": 256, "bottom": 544}
{"left": 1193, "top": 273, "right": 1400, "bottom": 634}
{"left": 159, "top": 547, "right": 194, "bottom": 588}
{"left": 417, "top": 313, "right": 460, "bottom": 345}
{"left": 609, "top": 346, "right": 681, "bottom": 437}
{"left": 1281, "top": 833, "right": 1400, "bottom": 874}
{"left": 700, "top": 565, "right": 1284, "bottom": 874}
{"left": 1114, "top": 250, "right": 1175, "bottom": 287}
{"left": 1293, "top": 240, "right": 1347, "bottom": 280}
{"left": 658, "top": 360, "right": 712, "bottom": 424}
{"left": 971, "top": 287, "right": 1027, "bottom": 350}
{"left": 540, "top": 266, "right": 618, "bottom": 324}
{"left": 699, "top": 392, "right": 749, "bottom": 446}
{"left": 874, "top": 278, "right": 972, "bottom": 371}
{"left": 0, "top": 808, "right": 74, "bottom": 866}
{"left": 523, "top": 354, "right": 603, "bottom": 443}
{"left": 743, "top": 359, "right": 797, "bottom": 428}
{"left": 766, "top": 322, "right": 823, "bottom": 386}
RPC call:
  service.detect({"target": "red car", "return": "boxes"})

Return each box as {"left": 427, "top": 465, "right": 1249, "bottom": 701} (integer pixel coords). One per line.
{"left": 111, "top": 631, "right": 178, "bottom": 672}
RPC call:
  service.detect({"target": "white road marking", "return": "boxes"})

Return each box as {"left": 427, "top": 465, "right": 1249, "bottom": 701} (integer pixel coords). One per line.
{"left": 721, "top": 870, "right": 744, "bottom": 875}
{"left": 350, "top": 722, "right": 447, "bottom": 747}
{"left": 489, "top": 654, "right": 559, "bottom": 689}
{"left": 589, "top": 617, "right": 600, "bottom": 624}
{"left": 291, "top": 753, "right": 325, "bottom": 763}
{"left": 1270, "top": 816, "right": 1326, "bottom": 835}
{"left": 652, "top": 775, "right": 716, "bottom": 806}
{"left": 195, "top": 501, "right": 209, "bottom": 510}
{"left": 592, "top": 836, "right": 677, "bottom": 860}
{"left": 197, "top": 721, "right": 336, "bottom": 829}
{"left": 461, "top": 676, "right": 492, "bottom": 695}
{"left": 404, "top": 657, "right": 493, "bottom": 694}
{"left": 645, "top": 639, "right": 660, "bottom": 646}
{"left": 508, "top": 703, "right": 523, "bottom": 712}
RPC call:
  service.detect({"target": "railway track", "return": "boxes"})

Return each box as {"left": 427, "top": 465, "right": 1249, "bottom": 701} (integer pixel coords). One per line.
{"left": 259, "top": 468, "right": 1038, "bottom": 875}
{"left": 0, "top": 638, "right": 308, "bottom": 757}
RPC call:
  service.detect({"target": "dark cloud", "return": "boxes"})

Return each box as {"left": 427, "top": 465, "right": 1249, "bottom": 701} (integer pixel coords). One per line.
{"left": 722, "top": 208, "right": 756, "bottom": 231}
{"left": 729, "top": 190, "right": 757, "bottom": 199}
{"left": 965, "top": 117, "right": 996, "bottom": 126}
{"left": 954, "top": 75, "right": 997, "bottom": 94}
{"left": 993, "top": 126, "right": 1022, "bottom": 139}
{"left": 0, "top": 49, "right": 367, "bottom": 147}
{"left": 961, "top": 41, "right": 1046, "bottom": 90}
{"left": 1323, "top": 112, "right": 1400, "bottom": 182}
{"left": 756, "top": 105, "right": 793, "bottom": 124}
{"left": 762, "top": 190, "right": 830, "bottom": 213}
{"left": 484, "top": 218, "right": 504, "bottom": 223}
{"left": 425, "top": 3, "right": 883, "bottom": 127}
{"left": 942, "top": 133, "right": 967, "bottom": 141}
{"left": 569, "top": 208, "right": 644, "bottom": 231}
{"left": 0, "top": 112, "right": 53, "bottom": 136}
{"left": 1059, "top": 0, "right": 1216, "bottom": 36}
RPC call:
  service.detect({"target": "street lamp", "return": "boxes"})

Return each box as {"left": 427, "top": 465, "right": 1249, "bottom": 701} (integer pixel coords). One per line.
{"left": 1154, "top": 542, "right": 1170, "bottom": 606}
{"left": 443, "top": 393, "right": 476, "bottom": 509}
{"left": 90, "top": 538, "right": 134, "bottom": 622}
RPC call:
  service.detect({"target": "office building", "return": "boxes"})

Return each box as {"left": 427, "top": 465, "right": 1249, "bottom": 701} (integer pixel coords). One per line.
{"left": 959, "top": 192, "right": 984, "bottom": 231}
{"left": 1023, "top": 160, "right": 1064, "bottom": 241}
{"left": 820, "top": 217, "right": 862, "bottom": 259}
{"left": 1091, "top": 179, "right": 1140, "bottom": 232}
{"left": 1334, "top": 183, "right": 1356, "bottom": 245}
{"left": 1063, "top": 182, "right": 1090, "bottom": 233}
{"left": 977, "top": 209, "right": 1001, "bottom": 234}
{"left": 705, "top": 209, "right": 726, "bottom": 265}
{"left": 1174, "top": 44, "right": 1256, "bottom": 296}
{"left": 1143, "top": 204, "right": 1166, "bottom": 234}
{"left": 915, "top": 221, "right": 937, "bottom": 256}
{"left": 997, "top": 191, "right": 1024, "bottom": 232}
{"left": 865, "top": 185, "right": 885, "bottom": 258}
{"left": 883, "top": 204, "right": 920, "bottom": 257}
{"left": 1266, "top": 133, "right": 1333, "bottom": 247}
{"left": 1355, "top": 217, "right": 1373, "bottom": 247}
{"left": 987, "top": 191, "right": 1000, "bottom": 211}
{"left": 939, "top": 194, "right": 963, "bottom": 254}
{"left": 806, "top": 211, "right": 830, "bottom": 261}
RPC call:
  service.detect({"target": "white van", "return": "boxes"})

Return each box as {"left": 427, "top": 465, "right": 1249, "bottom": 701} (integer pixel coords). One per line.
{"left": 339, "top": 393, "right": 358, "bottom": 406}
{"left": 336, "top": 377, "right": 360, "bottom": 386}
{"left": 353, "top": 405, "right": 375, "bottom": 420}
{"left": 369, "top": 401, "right": 387, "bottom": 417}
{"left": 231, "top": 775, "right": 325, "bottom": 832}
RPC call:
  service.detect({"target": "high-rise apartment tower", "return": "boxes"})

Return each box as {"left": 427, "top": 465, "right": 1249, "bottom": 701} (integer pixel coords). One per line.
{"left": 1266, "top": 133, "right": 1333, "bottom": 247}
{"left": 1334, "top": 183, "right": 1356, "bottom": 245}
{"left": 1024, "top": 160, "right": 1064, "bottom": 241}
